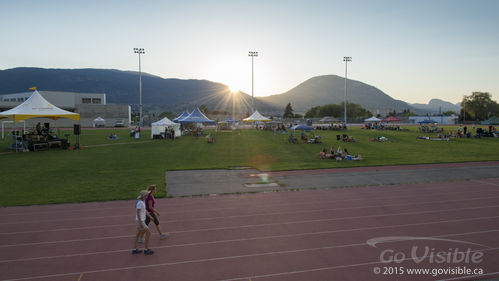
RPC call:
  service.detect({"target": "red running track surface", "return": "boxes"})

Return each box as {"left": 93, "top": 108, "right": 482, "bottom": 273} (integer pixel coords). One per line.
{"left": 0, "top": 178, "right": 498, "bottom": 281}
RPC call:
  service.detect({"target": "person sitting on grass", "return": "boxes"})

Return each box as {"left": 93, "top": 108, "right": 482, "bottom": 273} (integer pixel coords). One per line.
{"left": 343, "top": 148, "right": 350, "bottom": 159}
{"left": 329, "top": 146, "right": 336, "bottom": 159}
{"left": 301, "top": 131, "right": 308, "bottom": 142}
{"left": 319, "top": 147, "right": 327, "bottom": 159}
{"left": 206, "top": 134, "right": 215, "bottom": 143}
{"left": 353, "top": 154, "right": 363, "bottom": 161}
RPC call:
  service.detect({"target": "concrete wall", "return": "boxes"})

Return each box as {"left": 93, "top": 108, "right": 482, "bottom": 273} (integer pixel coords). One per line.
{"left": 0, "top": 91, "right": 128, "bottom": 128}
{"left": 76, "top": 104, "right": 131, "bottom": 127}
{"left": 0, "top": 91, "right": 106, "bottom": 110}
{"left": 409, "top": 115, "right": 458, "bottom": 125}
{"left": 1, "top": 104, "right": 131, "bottom": 130}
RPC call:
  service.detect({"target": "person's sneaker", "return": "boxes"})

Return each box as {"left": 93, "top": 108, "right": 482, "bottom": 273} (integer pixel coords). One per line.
{"left": 144, "top": 249, "right": 154, "bottom": 255}
{"left": 138, "top": 237, "right": 145, "bottom": 243}
{"left": 131, "top": 248, "right": 142, "bottom": 254}
{"left": 160, "top": 233, "right": 169, "bottom": 240}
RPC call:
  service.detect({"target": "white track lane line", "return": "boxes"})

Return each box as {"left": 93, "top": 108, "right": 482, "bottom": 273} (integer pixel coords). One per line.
{"left": 3, "top": 242, "right": 499, "bottom": 281}
{"left": 1, "top": 188, "right": 499, "bottom": 226}
{"left": 217, "top": 247, "right": 499, "bottom": 281}
{"left": 1, "top": 194, "right": 499, "bottom": 235}
{"left": 0, "top": 209, "right": 499, "bottom": 253}
{"left": 1, "top": 225, "right": 498, "bottom": 264}
{"left": 1, "top": 204, "right": 499, "bottom": 248}
{"left": 1, "top": 178, "right": 497, "bottom": 218}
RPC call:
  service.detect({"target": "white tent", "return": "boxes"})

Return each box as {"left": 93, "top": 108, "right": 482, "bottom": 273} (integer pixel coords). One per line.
{"left": 364, "top": 116, "right": 381, "bottom": 122}
{"left": 243, "top": 110, "right": 271, "bottom": 122}
{"left": 151, "top": 117, "right": 181, "bottom": 138}
{"left": 0, "top": 90, "right": 80, "bottom": 122}
{"left": 92, "top": 117, "right": 106, "bottom": 127}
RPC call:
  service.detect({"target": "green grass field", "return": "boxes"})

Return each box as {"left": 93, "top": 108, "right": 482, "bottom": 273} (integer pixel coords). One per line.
{"left": 1, "top": 125, "right": 497, "bottom": 206}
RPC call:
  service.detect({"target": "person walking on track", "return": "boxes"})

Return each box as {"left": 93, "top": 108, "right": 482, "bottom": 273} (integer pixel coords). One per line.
{"left": 132, "top": 190, "right": 154, "bottom": 255}
{"left": 139, "top": 184, "right": 168, "bottom": 242}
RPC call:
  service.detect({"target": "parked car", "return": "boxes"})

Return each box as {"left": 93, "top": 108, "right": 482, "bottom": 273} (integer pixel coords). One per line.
{"left": 114, "top": 120, "right": 125, "bottom": 127}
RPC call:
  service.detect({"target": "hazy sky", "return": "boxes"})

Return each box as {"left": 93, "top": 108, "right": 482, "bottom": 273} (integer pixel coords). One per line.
{"left": 1, "top": 0, "right": 498, "bottom": 104}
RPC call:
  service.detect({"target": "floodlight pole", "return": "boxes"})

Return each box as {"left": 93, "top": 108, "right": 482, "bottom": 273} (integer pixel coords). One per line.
{"left": 343, "top": 56, "right": 352, "bottom": 125}
{"left": 134, "top": 48, "right": 145, "bottom": 126}
{"left": 249, "top": 51, "right": 258, "bottom": 113}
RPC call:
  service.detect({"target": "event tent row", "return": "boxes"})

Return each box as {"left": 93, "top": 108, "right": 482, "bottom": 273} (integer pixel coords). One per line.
{"left": 151, "top": 107, "right": 215, "bottom": 139}
{"left": 177, "top": 107, "right": 216, "bottom": 125}
{"left": 364, "top": 116, "right": 402, "bottom": 123}
{"left": 173, "top": 108, "right": 271, "bottom": 124}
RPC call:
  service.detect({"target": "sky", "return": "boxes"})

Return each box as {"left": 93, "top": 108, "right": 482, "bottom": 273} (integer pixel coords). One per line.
{"left": 1, "top": 0, "right": 498, "bottom": 104}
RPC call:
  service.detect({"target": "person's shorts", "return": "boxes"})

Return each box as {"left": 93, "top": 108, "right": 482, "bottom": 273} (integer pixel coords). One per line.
{"left": 145, "top": 212, "right": 160, "bottom": 226}
{"left": 136, "top": 220, "right": 149, "bottom": 230}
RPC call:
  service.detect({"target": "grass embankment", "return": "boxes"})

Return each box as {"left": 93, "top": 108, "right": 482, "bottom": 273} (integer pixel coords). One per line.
{"left": 0, "top": 126, "right": 497, "bottom": 206}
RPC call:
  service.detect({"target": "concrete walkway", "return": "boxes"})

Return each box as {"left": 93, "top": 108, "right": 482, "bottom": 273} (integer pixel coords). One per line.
{"left": 165, "top": 161, "right": 499, "bottom": 197}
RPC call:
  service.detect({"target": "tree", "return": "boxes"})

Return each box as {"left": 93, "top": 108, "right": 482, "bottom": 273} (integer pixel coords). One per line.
{"left": 387, "top": 110, "right": 397, "bottom": 117}
{"left": 304, "top": 102, "right": 370, "bottom": 120}
{"left": 305, "top": 106, "right": 320, "bottom": 118}
{"left": 402, "top": 109, "right": 415, "bottom": 117}
{"left": 283, "top": 103, "right": 294, "bottom": 119}
{"left": 159, "top": 111, "right": 175, "bottom": 119}
{"left": 461, "top": 92, "right": 499, "bottom": 121}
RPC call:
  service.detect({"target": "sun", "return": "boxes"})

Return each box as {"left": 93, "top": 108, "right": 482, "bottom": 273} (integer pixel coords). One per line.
{"left": 227, "top": 85, "right": 240, "bottom": 94}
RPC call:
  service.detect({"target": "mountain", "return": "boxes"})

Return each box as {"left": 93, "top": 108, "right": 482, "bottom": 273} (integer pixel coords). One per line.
{"left": 259, "top": 75, "right": 415, "bottom": 115}
{"left": 411, "top": 99, "right": 460, "bottom": 113}
{"left": 1, "top": 68, "right": 457, "bottom": 117}
{"left": 0, "top": 67, "right": 274, "bottom": 114}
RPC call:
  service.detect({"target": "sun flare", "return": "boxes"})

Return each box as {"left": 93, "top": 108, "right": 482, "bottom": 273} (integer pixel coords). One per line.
{"left": 228, "top": 85, "right": 240, "bottom": 93}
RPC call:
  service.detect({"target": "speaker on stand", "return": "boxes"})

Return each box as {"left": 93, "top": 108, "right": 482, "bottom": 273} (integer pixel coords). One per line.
{"left": 73, "top": 124, "right": 81, "bottom": 150}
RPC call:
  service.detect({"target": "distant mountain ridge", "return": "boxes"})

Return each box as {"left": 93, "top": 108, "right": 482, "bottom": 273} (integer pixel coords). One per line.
{"left": 259, "top": 75, "right": 417, "bottom": 115}
{"left": 0, "top": 68, "right": 456, "bottom": 116}
{"left": 411, "top": 98, "right": 460, "bottom": 113}
{"left": 0, "top": 67, "right": 273, "bottom": 114}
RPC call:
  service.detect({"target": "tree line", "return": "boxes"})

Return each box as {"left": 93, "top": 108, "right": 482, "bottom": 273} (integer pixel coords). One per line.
{"left": 283, "top": 102, "right": 371, "bottom": 120}
{"left": 282, "top": 91, "right": 498, "bottom": 122}
{"left": 461, "top": 92, "right": 499, "bottom": 121}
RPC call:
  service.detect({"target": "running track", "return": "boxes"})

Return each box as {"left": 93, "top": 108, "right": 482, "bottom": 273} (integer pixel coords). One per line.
{"left": 1, "top": 178, "right": 498, "bottom": 281}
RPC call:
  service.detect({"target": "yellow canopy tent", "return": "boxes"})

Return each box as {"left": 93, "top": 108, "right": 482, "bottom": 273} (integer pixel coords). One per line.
{"left": 0, "top": 90, "right": 80, "bottom": 122}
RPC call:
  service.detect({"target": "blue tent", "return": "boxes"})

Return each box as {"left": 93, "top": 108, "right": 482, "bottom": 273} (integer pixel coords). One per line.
{"left": 225, "top": 117, "right": 237, "bottom": 123}
{"left": 291, "top": 124, "right": 314, "bottom": 132}
{"left": 419, "top": 119, "right": 437, "bottom": 124}
{"left": 178, "top": 107, "right": 215, "bottom": 125}
{"left": 173, "top": 110, "right": 190, "bottom": 123}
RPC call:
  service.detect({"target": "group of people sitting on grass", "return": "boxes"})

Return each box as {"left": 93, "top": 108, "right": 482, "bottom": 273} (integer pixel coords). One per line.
{"left": 108, "top": 132, "right": 118, "bottom": 139}
{"left": 339, "top": 134, "right": 356, "bottom": 142}
{"left": 369, "top": 136, "right": 389, "bottom": 142}
{"left": 288, "top": 132, "right": 322, "bottom": 144}
{"left": 318, "top": 146, "right": 363, "bottom": 161}
{"left": 205, "top": 134, "right": 216, "bottom": 143}
{"left": 363, "top": 123, "right": 401, "bottom": 131}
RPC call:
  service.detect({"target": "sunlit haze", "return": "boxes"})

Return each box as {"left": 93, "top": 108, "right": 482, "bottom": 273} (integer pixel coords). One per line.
{"left": 1, "top": 0, "right": 498, "bottom": 104}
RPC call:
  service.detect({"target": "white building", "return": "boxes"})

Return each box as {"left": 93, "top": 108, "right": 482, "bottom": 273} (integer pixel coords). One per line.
{"left": 0, "top": 91, "right": 130, "bottom": 127}
{"left": 409, "top": 115, "right": 458, "bottom": 125}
